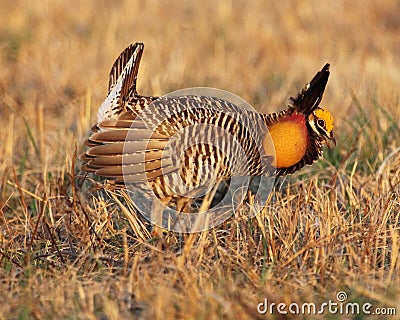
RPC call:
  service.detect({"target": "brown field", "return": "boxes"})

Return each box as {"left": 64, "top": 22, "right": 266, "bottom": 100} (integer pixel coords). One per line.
{"left": 1, "top": 0, "right": 399, "bottom": 319}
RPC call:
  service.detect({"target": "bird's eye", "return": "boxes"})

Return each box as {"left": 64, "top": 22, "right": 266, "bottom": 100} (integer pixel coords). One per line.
{"left": 317, "top": 119, "right": 326, "bottom": 128}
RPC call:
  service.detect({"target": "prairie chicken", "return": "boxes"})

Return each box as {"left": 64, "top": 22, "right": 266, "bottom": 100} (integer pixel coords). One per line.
{"left": 80, "top": 42, "right": 335, "bottom": 228}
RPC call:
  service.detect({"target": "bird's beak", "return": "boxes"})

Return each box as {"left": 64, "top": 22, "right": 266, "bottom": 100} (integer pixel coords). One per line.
{"left": 325, "top": 134, "right": 336, "bottom": 149}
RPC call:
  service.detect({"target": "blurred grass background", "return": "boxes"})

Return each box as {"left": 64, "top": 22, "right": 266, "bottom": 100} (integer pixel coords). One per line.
{"left": 0, "top": 0, "right": 399, "bottom": 319}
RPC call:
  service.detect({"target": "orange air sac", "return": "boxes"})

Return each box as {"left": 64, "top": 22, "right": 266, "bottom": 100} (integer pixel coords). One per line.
{"left": 267, "top": 114, "right": 309, "bottom": 169}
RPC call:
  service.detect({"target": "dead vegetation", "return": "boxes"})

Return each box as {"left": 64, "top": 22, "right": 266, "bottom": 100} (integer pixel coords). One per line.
{"left": 1, "top": 1, "right": 399, "bottom": 319}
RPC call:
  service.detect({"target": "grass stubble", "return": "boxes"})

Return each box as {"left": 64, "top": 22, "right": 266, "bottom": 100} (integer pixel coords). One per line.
{"left": 0, "top": 1, "right": 399, "bottom": 319}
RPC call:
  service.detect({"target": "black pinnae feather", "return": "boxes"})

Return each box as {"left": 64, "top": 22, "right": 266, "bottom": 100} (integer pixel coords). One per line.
{"left": 289, "top": 63, "right": 330, "bottom": 116}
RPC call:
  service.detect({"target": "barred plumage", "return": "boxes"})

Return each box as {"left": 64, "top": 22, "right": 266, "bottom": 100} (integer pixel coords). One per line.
{"left": 80, "top": 42, "right": 335, "bottom": 214}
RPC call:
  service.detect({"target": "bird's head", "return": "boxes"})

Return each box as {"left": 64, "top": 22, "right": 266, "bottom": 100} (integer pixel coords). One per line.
{"left": 262, "top": 64, "right": 336, "bottom": 176}
{"left": 307, "top": 107, "right": 335, "bottom": 149}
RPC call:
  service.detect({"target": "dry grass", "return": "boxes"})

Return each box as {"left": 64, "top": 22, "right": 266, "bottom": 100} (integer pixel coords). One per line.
{"left": 1, "top": 0, "right": 399, "bottom": 319}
